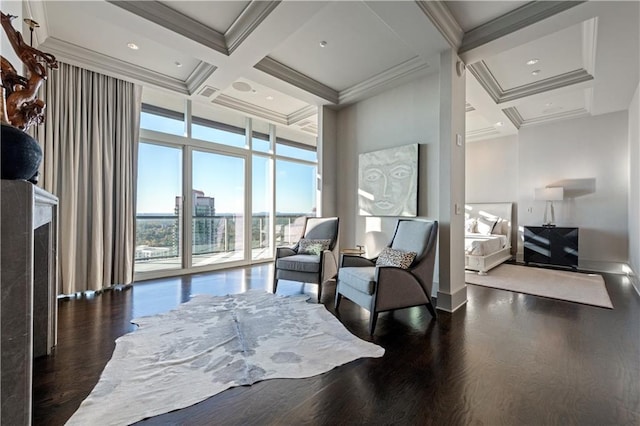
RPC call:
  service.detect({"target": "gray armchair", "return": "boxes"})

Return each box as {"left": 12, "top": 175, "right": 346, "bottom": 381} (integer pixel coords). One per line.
{"left": 273, "top": 217, "right": 339, "bottom": 302}
{"left": 335, "top": 219, "right": 438, "bottom": 334}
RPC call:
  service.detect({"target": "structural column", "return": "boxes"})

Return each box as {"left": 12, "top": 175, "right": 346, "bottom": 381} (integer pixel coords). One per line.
{"left": 437, "top": 49, "right": 467, "bottom": 312}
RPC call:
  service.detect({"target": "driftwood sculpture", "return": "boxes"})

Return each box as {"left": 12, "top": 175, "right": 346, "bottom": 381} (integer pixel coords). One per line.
{"left": 0, "top": 11, "right": 57, "bottom": 131}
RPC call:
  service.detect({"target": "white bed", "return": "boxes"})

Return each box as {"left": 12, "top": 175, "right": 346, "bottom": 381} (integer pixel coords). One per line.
{"left": 464, "top": 202, "right": 514, "bottom": 275}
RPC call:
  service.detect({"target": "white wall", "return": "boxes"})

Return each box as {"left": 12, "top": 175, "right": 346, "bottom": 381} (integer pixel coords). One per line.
{"left": 628, "top": 83, "right": 640, "bottom": 291}
{"left": 0, "top": 1, "right": 23, "bottom": 72}
{"left": 517, "top": 112, "right": 629, "bottom": 264}
{"left": 465, "top": 134, "right": 518, "bottom": 203}
{"left": 336, "top": 72, "right": 441, "bottom": 248}
{"left": 467, "top": 112, "right": 630, "bottom": 266}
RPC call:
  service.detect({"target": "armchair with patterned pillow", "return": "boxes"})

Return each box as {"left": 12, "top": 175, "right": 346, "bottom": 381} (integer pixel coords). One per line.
{"left": 335, "top": 218, "right": 438, "bottom": 334}
{"left": 273, "top": 217, "right": 340, "bottom": 302}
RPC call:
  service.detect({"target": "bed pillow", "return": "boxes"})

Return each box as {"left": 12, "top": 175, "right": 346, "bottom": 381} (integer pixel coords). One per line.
{"left": 298, "top": 238, "right": 331, "bottom": 255}
{"left": 476, "top": 216, "right": 498, "bottom": 235}
{"left": 492, "top": 219, "right": 507, "bottom": 235}
{"left": 465, "top": 218, "right": 477, "bottom": 233}
{"left": 376, "top": 247, "right": 417, "bottom": 269}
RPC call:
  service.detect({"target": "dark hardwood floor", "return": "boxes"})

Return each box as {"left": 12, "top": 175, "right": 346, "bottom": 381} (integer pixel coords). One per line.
{"left": 33, "top": 264, "right": 640, "bottom": 425}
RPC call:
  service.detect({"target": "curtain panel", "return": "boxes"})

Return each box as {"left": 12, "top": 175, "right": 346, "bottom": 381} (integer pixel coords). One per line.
{"left": 33, "top": 62, "right": 142, "bottom": 294}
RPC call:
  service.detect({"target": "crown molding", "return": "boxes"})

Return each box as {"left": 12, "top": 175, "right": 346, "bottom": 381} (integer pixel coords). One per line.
{"left": 287, "top": 105, "right": 317, "bottom": 125}
{"left": 469, "top": 61, "right": 594, "bottom": 104}
{"left": 339, "top": 57, "right": 429, "bottom": 105}
{"left": 212, "top": 94, "right": 288, "bottom": 125}
{"left": 467, "top": 61, "right": 502, "bottom": 103}
{"left": 460, "top": 1, "right": 586, "bottom": 53}
{"left": 41, "top": 37, "right": 190, "bottom": 94}
{"left": 226, "top": 1, "right": 281, "bottom": 54}
{"left": 107, "top": 1, "right": 228, "bottom": 55}
{"left": 503, "top": 106, "right": 590, "bottom": 129}
{"left": 465, "top": 103, "right": 475, "bottom": 112}
{"left": 502, "top": 107, "right": 523, "bottom": 129}
{"left": 414, "top": 1, "right": 464, "bottom": 49}
{"left": 254, "top": 57, "right": 339, "bottom": 104}
{"left": 582, "top": 17, "right": 598, "bottom": 76}
{"left": 466, "top": 126, "right": 502, "bottom": 141}
{"left": 186, "top": 63, "right": 217, "bottom": 95}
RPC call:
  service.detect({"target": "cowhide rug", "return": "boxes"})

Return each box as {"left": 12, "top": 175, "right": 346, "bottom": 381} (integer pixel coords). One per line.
{"left": 66, "top": 290, "right": 384, "bottom": 425}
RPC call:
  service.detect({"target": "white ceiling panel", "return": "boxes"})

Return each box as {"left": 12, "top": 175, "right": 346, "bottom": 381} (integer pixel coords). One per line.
{"left": 220, "top": 78, "right": 310, "bottom": 116}
{"left": 43, "top": 1, "right": 200, "bottom": 80}
{"left": 160, "top": 1, "right": 249, "bottom": 33}
{"left": 268, "top": 1, "right": 417, "bottom": 91}
{"left": 444, "top": 1, "right": 529, "bottom": 32}
{"left": 483, "top": 21, "right": 586, "bottom": 91}
{"left": 516, "top": 88, "right": 590, "bottom": 121}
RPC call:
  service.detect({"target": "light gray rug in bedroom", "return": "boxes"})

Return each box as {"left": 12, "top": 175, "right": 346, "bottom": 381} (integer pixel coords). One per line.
{"left": 466, "top": 264, "right": 613, "bottom": 309}
{"left": 66, "top": 290, "right": 384, "bottom": 426}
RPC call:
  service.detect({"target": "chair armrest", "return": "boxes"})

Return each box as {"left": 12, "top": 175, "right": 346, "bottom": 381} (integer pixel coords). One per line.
{"left": 275, "top": 247, "right": 296, "bottom": 259}
{"left": 341, "top": 255, "right": 376, "bottom": 268}
{"left": 374, "top": 266, "right": 430, "bottom": 307}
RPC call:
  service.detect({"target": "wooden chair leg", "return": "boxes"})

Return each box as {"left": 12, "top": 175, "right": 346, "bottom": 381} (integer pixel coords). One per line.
{"left": 369, "top": 312, "right": 379, "bottom": 335}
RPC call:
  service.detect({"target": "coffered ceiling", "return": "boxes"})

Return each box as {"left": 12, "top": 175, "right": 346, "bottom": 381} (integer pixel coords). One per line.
{"left": 18, "top": 1, "right": 640, "bottom": 141}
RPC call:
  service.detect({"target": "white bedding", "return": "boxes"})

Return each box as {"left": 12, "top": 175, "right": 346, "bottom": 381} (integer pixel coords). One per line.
{"left": 465, "top": 233, "right": 508, "bottom": 256}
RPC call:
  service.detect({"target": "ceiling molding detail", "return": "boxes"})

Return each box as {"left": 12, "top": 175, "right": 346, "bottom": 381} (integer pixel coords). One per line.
{"left": 502, "top": 107, "right": 523, "bottom": 129}
{"left": 582, "top": 17, "right": 598, "bottom": 75}
{"left": 465, "top": 103, "right": 475, "bottom": 112}
{"left": 212, "top": 94, "right": 288, "bottom": 125}
{"left": 226, "top": 1, "right": 281, "bottom": 54}
{"left": 288, "top": 105, "right": 317, "bottom": 125}
{"left": 503, "top": 106, "right": 590, "bottom": 129}
{"left": 459, "top": 1, "right": 587, "bottom": 53}
{"left": 339, "top": 57, "right": 429, "bottom": 105}
{"left": 414, "top": 1, "right": 464, "bottom": 49}
{"left": 41, "top": 37, "right": 190, "bottom": 94}
{"left": 468, "top": 61, "right": 594, "bottom": 104}
{"left": 466, "top": 126, "right": 501, "bottom": 141}
{"left": 185, "top": 63, "right": 217, "bottom": 95}
{"left": 254, "top": 56, "right": 339, "bottom": 104}
{"left": 107, "top": 1, "right": 228, "bottom": 55}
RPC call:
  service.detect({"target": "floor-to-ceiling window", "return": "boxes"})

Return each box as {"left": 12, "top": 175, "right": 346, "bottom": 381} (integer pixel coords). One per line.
{"left": 134, "top": 89, "right": 317, "bottom": 278}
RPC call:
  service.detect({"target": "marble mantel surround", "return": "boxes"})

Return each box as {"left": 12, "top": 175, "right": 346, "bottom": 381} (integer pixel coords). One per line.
{"left": 1, "top": 180, "right": 59, "bottom": 425}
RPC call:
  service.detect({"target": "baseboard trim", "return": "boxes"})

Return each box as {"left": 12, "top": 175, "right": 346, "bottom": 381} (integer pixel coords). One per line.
{"left": 436, "top": 286, "right": 468, "bottom": 312}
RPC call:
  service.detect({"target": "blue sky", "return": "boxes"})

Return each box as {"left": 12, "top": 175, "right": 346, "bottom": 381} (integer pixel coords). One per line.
{"left": 137, "top": 115, "right": 316, "bottom": 214}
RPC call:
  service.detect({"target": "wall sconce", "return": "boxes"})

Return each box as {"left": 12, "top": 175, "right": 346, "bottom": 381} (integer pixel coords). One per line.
{"left": 534, "top": 187, "right": 564, "bottom": 227}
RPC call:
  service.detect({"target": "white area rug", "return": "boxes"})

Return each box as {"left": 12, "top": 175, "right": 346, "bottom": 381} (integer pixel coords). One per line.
{"left": 66, "top": 290, "right": 384, "bottom": 425}
{"left": 466, "top": 264, "right": 613, "bottom": 309}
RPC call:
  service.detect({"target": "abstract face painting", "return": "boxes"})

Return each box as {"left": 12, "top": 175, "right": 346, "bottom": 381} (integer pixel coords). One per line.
{"left": 358, "top": 144, "right": 418, "bottom": 216}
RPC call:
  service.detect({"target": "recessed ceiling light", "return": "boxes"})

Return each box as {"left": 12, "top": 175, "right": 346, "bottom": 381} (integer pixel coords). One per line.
{"left": 127, "top": 42, "right": 139, "bottom": 50}
{"left": 174, "top": 61, "right": 182, "bottom": 68}
{"left": 531, "top": 69, "right": 541, "bottom": 76}
{"left": 319, "top": 40, "right": 327, "bottom": 48}
{"left": 526, "top": 58, "right": 539, "bottom": 66}
{"left": 266, "top": 96, "right": 274, "bottom": 101}
{"left": 495, "top": 121, "right": 504, "bottom": 127}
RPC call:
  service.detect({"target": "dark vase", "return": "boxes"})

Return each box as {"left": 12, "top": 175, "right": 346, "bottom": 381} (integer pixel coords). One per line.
{"left": 1, "top": 122, "right": 42, "bottom": 184}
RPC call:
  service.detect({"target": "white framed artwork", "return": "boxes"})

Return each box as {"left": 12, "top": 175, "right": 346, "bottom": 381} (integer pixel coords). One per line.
{"left": 358, "top": 143, "right": 418, "bottom": 217}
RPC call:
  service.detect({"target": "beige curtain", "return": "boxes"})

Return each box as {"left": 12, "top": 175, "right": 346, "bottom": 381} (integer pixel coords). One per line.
{"left": 33, "top": 62, "right": 142, "bottom": 294}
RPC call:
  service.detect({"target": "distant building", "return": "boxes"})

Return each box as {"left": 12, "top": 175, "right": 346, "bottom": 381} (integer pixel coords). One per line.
{"left": 175, "top": 190, "right": 217, "bottom": 253}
